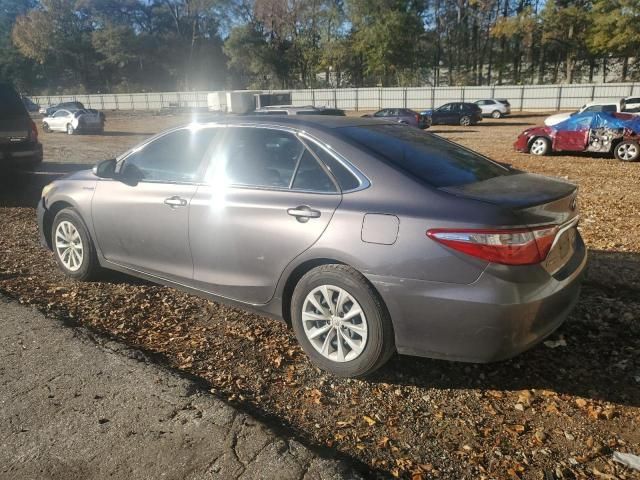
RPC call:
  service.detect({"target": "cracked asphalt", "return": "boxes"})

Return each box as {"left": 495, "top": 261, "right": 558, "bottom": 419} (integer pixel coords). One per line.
{"left": 0, "top": 296, "right": 361, "bottom": 480}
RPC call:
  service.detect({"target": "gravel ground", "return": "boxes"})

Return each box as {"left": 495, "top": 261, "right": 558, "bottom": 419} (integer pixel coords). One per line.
{"left": 0, "top": 111, "right": 639, "bottom": 479}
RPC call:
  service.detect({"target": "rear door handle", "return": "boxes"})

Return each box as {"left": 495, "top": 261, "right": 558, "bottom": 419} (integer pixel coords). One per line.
{"left": 164, "top": 196, "right": 187, "bottom": 208}
{"left": 287, "top": 206, "right": 321, "bottom": 222}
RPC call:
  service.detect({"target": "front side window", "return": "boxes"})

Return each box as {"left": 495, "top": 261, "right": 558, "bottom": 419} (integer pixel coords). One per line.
{"left": 437, "top": 104, "right": 452, "bottom": 112}
{"left": 217, "top": 128, "right": 304, "bottom": 188}
{"left": 53, "top": 110, "right": 69, "bottom": 118}
{"left": 121, "top": 128, "right": 217, "bottom": 183}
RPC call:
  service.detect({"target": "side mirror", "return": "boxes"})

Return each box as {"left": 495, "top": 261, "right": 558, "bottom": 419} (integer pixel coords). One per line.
{"left": 93, "top": 158, "right": 116, "bottom": 178}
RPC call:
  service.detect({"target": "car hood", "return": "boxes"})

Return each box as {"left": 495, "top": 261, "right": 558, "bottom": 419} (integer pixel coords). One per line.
{"left": 544, "top": 112, "right": 573, "bottom": 126}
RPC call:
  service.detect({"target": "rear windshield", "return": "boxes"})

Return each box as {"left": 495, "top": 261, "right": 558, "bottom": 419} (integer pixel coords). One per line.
{"left": 338, "top": 124, "right": 512, "bottom": 188}
{"left": 0, "top": 85, "right": 27, "bottom": 115}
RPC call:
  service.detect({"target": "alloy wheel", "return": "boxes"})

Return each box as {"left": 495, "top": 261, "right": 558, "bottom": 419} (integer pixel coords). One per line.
{"left": 55, "top": 220, "right": 84, "bottom": 271}
{"left": 530, "top": 138, "right": 548, "bottom": 155}
{"left": 301, "top": 285, "right": 368, "bottom": 363}
{"left": 460, "top": 116, "right": 471, "bottom": 126}
{"left": 616, "top": 143, "right": 638, "bottom": 161}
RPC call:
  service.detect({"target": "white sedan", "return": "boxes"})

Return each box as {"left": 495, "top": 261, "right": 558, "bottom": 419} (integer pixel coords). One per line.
{"left": 42, "top": 109, "right": 104, "bottom": 135}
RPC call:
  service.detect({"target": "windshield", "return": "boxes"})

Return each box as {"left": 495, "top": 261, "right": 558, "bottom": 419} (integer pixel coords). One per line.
{"left": 338, "top": 124, "right": 512, "bottom": 188}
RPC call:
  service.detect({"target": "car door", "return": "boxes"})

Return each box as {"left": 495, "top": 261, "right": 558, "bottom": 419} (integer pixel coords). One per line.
{"left": 552, "top": 114, "right": 591, "bottom": 152}
{"left": 432, "top": 104, "right": 452, "bottom": 124}
{"left": 189, "top": 126, "right": 342, "bottom": 304}
{"left": 50, "top": 110, "right": 71, "bottom": 131}
{"left": 91, "top": 126, "right": 218, "bottom": 281}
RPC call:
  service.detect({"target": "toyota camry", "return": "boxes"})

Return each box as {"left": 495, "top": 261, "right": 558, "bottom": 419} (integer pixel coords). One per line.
{"left": 37, "top": 116, "right": 586, "bottom": 377}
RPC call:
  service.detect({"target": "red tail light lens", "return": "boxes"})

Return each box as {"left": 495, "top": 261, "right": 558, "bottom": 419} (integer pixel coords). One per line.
{"left": 415, "top": 114, "right": 420, "bottom": 122}
{"left": 427, "top": 225, "right": 559, "bottom": 265}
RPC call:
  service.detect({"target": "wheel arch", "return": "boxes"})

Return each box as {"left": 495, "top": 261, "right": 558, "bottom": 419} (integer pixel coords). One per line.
{"left": 280, "top": 258, "right": 391, "bottom": 330}
{"left": 42, "top": 200, "right": 74, "bottom": 249}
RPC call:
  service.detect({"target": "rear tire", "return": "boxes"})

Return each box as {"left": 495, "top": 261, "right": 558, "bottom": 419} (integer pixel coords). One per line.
{"left": 66, "top": 124, "right": 74, "bottom": 135}
{"left": 460, "top": 115, "right": 471, "bottom": 126}
{"left": 614, "top": 140, "right": 640, "bottom": 162}
{"left": 491, "top": 110, "right": 502, "bottom": 119}
{"left": 529, "top": 137, "right": 550, "bottom": 156}
{"left": 51, "top": 208, "right": 101, "bottom": 281}
{"left": 42, "top": 122, "right": 51, "bottom": 133}
{"left": 291, "top": 264, "right": 395, "bottom": 377}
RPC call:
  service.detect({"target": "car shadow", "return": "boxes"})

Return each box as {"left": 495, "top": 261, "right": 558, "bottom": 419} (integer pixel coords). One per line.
{"left": 368, "top": 248, "right": 640, "bottom": 407}
{"left": 0, "top": 163, "right": 92, "bottom": 208}
{"left": 96, "top": 131, "right": 155, "bottom": 137}
{"left": 429, "top": 129, "right": 479, "bottom": 134}
{"left": 479, "top": 121, "right": 534, "bottom": 127}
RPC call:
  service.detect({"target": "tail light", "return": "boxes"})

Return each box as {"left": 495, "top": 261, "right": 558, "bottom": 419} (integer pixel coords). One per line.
{"left": 426, "top": 225, "right": 559, "bottom": 265}
{"left": 415, "top": 114, "right": 420, "bottom": 123}
{"left": 29, "top": 119, "right": 38, "bottom": 142}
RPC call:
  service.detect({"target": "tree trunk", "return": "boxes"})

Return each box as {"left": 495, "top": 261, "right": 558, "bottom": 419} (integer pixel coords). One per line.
{"left": 622, "top": 56, "right": 629, "bottom": 82}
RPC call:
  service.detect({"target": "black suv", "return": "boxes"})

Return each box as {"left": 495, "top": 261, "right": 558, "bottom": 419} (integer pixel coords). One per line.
{"left": 44, "top": 101, "right": 85, "bottom": 117}
{"left": 421, "top": 102, "right": 483, "bottom": 126}
{"left": 0, "top": 84, "right": 43, "bottom": 169}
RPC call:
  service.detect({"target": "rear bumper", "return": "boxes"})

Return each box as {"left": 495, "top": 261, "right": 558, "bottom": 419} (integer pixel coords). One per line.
{"left": 368, "top": 235, "right": 587, "bottom": 363}
{"left": 0, "top": 142, "right": 43, "bottom": 164}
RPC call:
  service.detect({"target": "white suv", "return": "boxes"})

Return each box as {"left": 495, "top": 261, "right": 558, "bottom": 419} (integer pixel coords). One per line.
{"left": 474, "top": 99, "right": 511, "bottom": 118}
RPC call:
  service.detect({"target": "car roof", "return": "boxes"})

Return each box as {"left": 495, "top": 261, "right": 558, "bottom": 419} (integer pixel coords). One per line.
{"left": 197, "top": 115, "right": 393, "bottom": 131}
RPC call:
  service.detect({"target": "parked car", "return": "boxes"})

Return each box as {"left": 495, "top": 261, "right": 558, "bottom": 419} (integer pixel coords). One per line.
{"left": 0, "top": 83, "right": 43, "bottom": 169}
{"left": 623, "top": 96, "right": 640, "bottom": 113}
{"left": 474, "top": 99, "right": 511, "bottom": 118}
{"left": 253, "top": 105, "right": 346, "bottom": 116}
{"left": 39, "top": 101, "right": 86, "bottom": 117}
{"left": 37, "top": 116, "right": 586, "bottom": 377}
{"left": 364, "top": 108, "right": 430, "bottom": 129}
{"left": 42, "top": 108, "right": 105, "bottom": 135}
{"left": 421, "top": 102, "right": 483, "bottom": 126}
{"left": 22, "top": 96, "right": 40, "bottom": 113}
{"left": 543, "top": 99, "right": 635, "bottom": 126}
{"left": 515, "top": 111, "right": 640, "bottom": 161}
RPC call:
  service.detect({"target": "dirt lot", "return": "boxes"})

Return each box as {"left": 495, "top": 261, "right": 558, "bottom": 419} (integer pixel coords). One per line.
{"left": 1, "top": 112, "right": 639, "bottom": 479}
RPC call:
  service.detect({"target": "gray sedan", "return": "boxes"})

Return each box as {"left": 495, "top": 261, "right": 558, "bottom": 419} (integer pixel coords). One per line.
{"left": 37, "top": 116, "right": 586, "bottom": 377}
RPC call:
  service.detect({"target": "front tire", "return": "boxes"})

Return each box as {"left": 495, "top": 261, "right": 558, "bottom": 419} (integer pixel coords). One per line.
{"left": 529, "top": 137, "right": 550, "bottom": 156}
{"left": 42, "top": 122, "right": 51, "bottom": 133}
{"left": 614, "top": 140, "right": 640, "bottom": 162}
{"left": 460, "top": 115, "right": 471, "bottom": 126}
{"left": 291, "top": 265, "right": 395, "bottom": 377}
{"left": 52, "top": 208, "right": 100, "bottom": 281}
{"left": 66, "top": 123, "right": 75, "bottom": 135}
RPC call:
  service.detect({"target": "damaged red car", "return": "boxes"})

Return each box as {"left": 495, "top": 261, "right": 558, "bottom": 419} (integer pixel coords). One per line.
{"left": 514, "top": 111, "right": 640, "bottom": 162}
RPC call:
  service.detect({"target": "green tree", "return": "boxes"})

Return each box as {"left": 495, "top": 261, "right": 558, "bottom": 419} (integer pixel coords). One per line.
{"left": 589, "top": 0, "right": 640, "bottom": 81}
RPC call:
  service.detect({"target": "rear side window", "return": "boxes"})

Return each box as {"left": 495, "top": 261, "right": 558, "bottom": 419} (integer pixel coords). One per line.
{"left": 0, "top": 85, "right": 26, "bottom": 115}
{"left": 338, "top": 124, "right": 511, "bottom": 188}
{"left": 306, "top": 141, "right": 361, "bottom": 191}
{"left": 291, "top": 151, "right": 337, "bottom": 192}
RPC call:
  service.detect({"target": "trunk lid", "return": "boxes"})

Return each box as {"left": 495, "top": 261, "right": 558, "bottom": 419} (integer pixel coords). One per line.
{"left": 442, "top": 172, "right": 580, "bottom": 273}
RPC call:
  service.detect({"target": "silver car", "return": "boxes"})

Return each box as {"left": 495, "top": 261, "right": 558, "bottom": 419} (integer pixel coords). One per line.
{"left": 475, "top": 99, "right": 511, "bottom": 118}
{"left": 37, "top": 116, "right": 586, "bottom": 377}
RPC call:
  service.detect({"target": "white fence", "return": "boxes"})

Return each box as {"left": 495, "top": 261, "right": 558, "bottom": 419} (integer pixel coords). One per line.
{"left": 32, "top": 83, "right": 640, "bottom": 112}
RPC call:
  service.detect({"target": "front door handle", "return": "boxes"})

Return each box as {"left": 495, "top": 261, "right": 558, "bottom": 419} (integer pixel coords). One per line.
{"left": 287, "top": 206, "right": 321, "bottom": 223}
{"left": 164, "top": 196, "right": 187, "bottom": 208}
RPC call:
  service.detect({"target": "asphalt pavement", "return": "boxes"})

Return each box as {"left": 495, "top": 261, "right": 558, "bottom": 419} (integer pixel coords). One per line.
{"left": 0, "top": 296, "right": 361, "bottom": 480}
